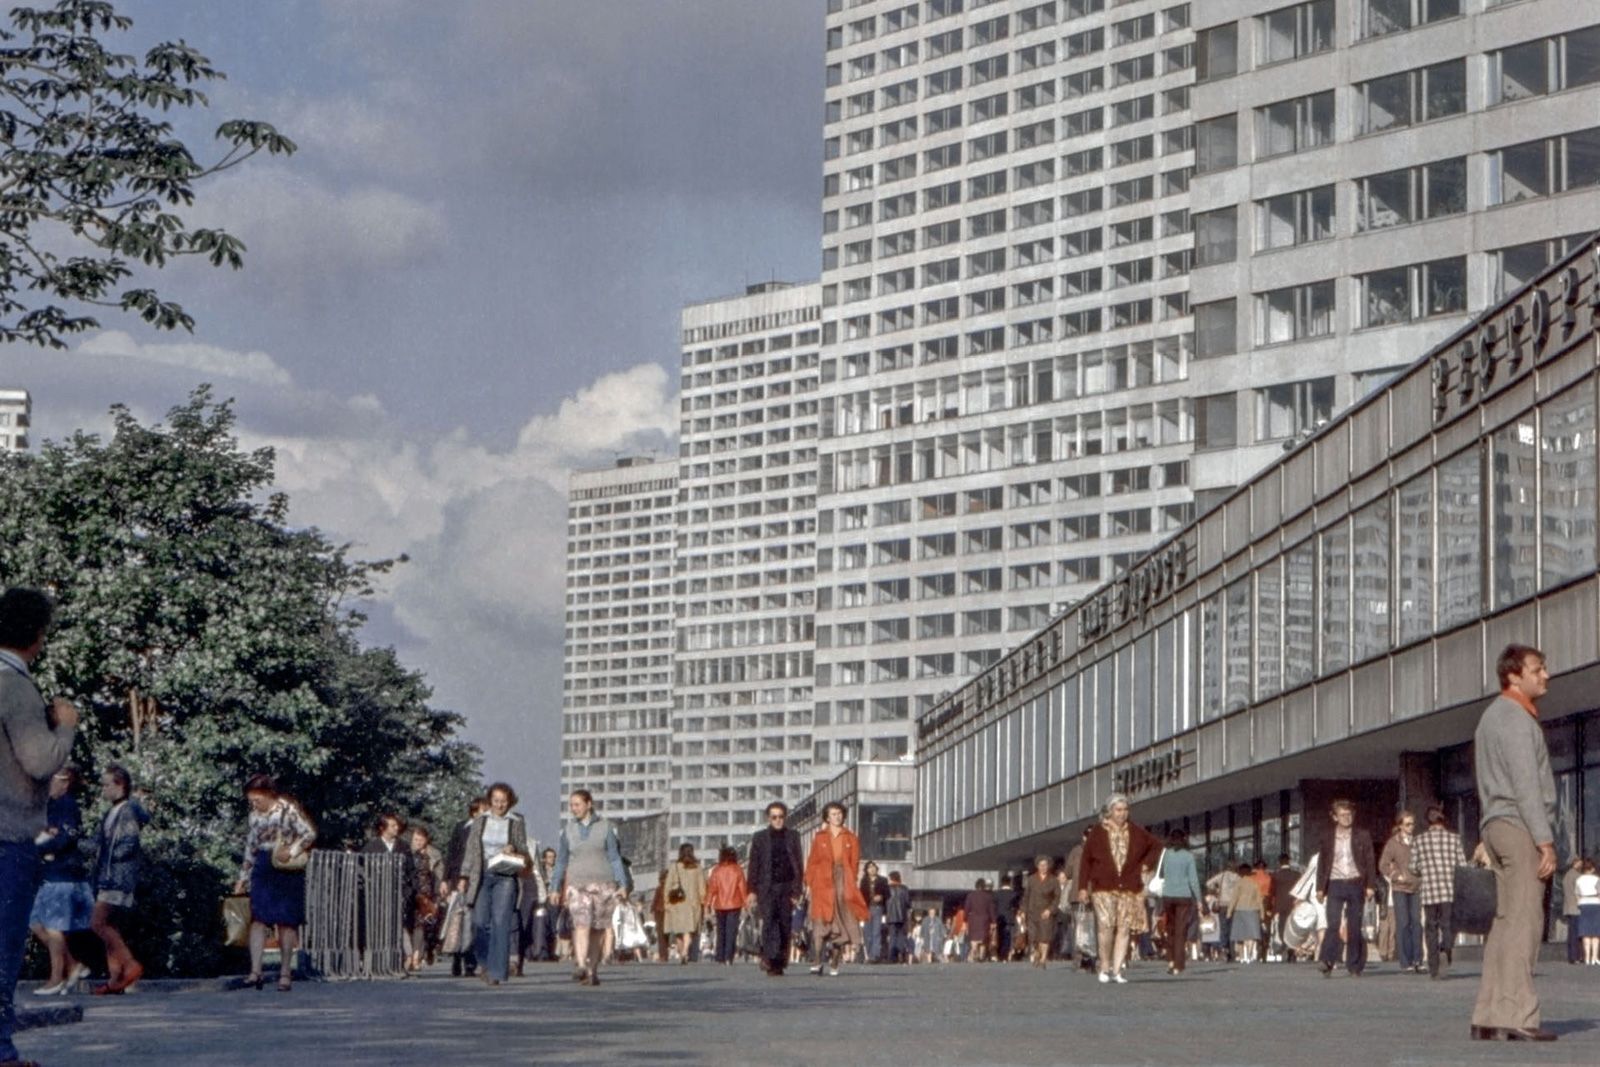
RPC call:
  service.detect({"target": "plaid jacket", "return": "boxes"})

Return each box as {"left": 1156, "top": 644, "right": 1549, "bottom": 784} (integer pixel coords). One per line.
{"left": 1411, "top": 826, "right": 1467, "bottom": 906}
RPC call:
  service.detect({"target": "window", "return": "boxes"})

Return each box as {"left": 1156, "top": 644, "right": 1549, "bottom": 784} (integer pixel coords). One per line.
{"left": 1541, "top": 385, "right": 1598, "bottom": 590}
{"left": 923, "top": 181, "right": 961, "bottom": 211}
{"left": 1256, "top": 185, "right": 1334, "bottom": 250}
{"left": 1489, "top": 26, "right": 1600, "bottom": 105}
{"left": 1064, "top": 146, "right": 1103, "bottom": 176}
{"left": 1358, "top": 0, "right": 1461, "bottom": 41}
{"left": 1321, "top": 523, "right": 1350, "bottom": 673}
{"left": 927, "top": 28, "right": 963, "bottom": 60}
{"left": 1491, "top": 419, "right": 1538, "bottom": 608}
{"left": 1112, "top": 176, "right": 1154, "bottom": 207}
{"left": 1112, "top": 94, "right": 1155, "bottom": 127}
{"left": 924, "top": 142, "right": 961, "bottom": 173}
{"left": 1062, "top": 187, "right": 1102, "bottom": 218}
{"left": 967, "top": 208, "right": 1005, "bottom": 239}
{"left": 1355, "top": 157, "right": 1467, "bottom": 230}
{"left": 1066, "top": 27, "right": 1104, "bottom": 58}
{"left": 1358, "top": 257, "right": 1466, "bottom": 327}
{"left": 1284, "top": 541, "right": 1315, "bottom": 686}
{"left": 1357, "top": 60, "right": 1466, "bottom": 136}
{"left": 1113, "top": 54, "right": 1155, "bottom": 88}
{"left": 1015, "top": 119, "right": 1053, "bottom": 150}
{"left": 1194, "top": 300, "right": 1236, "bottom": 358}
{"left": 1438, "top": 448, "right": 1481, "bottom": 629}
{"left": 968, "top": 131, "right": 1007, "bottom": 163}
{"left": 1193, "top": 207, "right": 1237, "bottom": 266}
{"left": 970, "top": 55, "right": 1008, "bottom": 86}
{"left": 922, "top": 257, "right": 959, "bottom": 286}
{"left": 1015, "top": 79, "right": 1057, "bottom": 111}
{"left": 967, "top": 169, "right": 1007, "bottom": 199}
{"left": 1396, "top": 473, "right": 1432, "bottom": 644}
{"left": 1196, "top": 23, "right": 1238, "bottom": 82}
{"left": 925, "top": 104, "right": 962, "bottom": 135}
{"left": 926, "top": 66, "right": 963, "bottom": 97}
{"left": 1014, "top": 159, "right": 1055, "bottom": 190}
{"left": 1255, "top": 281, "right": 1335, "bottom": 344}
{"left": 1258, "top": 1, "right": 1334, "bottom": 65}
{"left": 1111, "top": 135, "right": 1154, "bottom": 167}
{"left": 1254, "top": 377, "right": 1333, "bottom": 440}
{"left": 1255, "top": 91, "right": 1334, "bottom": 158}
{"left": 1493, "top": 232, "right": 1590, "bottom": 300}
{"left": 1489, "top": 126, "right": 1600, "bottom": 204}
{"left": 1195, "top": 114, "right": 1238, "bottom": 173}
{"left": 1063, "top": 67, "right": 1104, "bottom": 99}
{"left": 1196, "top": 392, "right": 1237, "bottom": 450}
{"left": 968, "top": 92, "right": 1007, "bottom": 124}
{"left": 971, "top": 14, "right": 1008, "bottom": 47}
{"left": 1111, "top": 216, "right": 1152, "bottom": 247}
{"left": 1063, "top": 106, "right": 1104, "bottom": 139}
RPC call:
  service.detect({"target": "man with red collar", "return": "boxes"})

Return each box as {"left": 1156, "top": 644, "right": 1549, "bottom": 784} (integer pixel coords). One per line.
{"left": 1470, "top": 644, "right": 1558, "bottom": 1043}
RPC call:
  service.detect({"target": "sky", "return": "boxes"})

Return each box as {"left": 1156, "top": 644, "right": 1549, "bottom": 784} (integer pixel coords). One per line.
{"left": 4, "top": 0, "right": 826, "bottom": 843}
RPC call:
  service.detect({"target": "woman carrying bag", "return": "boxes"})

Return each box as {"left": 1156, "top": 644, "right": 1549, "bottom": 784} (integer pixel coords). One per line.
{"left": 456, "top": 782, "right": 530, "bottom": 987}
{"left": 234, "top": 773, "right": 315, "bottom": 992}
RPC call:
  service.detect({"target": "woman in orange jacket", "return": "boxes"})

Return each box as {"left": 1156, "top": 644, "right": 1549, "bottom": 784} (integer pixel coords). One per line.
{"left": 706, "top": 846, "right": 750, "bottom": 965}
{"left": 804, "top": 802, "right": 869, "bottom": 976}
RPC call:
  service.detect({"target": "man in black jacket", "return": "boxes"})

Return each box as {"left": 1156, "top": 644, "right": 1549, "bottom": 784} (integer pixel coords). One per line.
{"left": 745, "top": 800, "right": 805, "bottom": 976}
{"left": 1315, "top": 798, "right": 1377, "bottom": 977}
{"left": 1269, "top": 853, "right": 1302, "bottom": 962}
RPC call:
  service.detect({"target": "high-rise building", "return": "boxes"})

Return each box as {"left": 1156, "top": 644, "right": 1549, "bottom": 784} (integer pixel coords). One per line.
{"left": 672, "top": 282, "right": 825, "bottom": 853}
{"left": 559, "top": 457, "right": 678, "bottom": 875}
{"left": 814, "top": 0, "right": 1200, "bottom": 781}
{"left": 0, "top": 389, "right": 30, "bottom": 453}
{"left": 1185, "top": 0, "right": 1600, "bottom": 505}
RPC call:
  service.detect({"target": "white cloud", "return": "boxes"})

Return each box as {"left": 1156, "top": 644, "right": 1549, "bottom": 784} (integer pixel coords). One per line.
{"left": 76, "top": 330, "right": 294, "bottom": 387}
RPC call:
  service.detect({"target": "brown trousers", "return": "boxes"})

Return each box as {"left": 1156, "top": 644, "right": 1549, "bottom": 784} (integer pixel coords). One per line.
{"left": 1163, "top": 899, "right": 1193, "bottom": 972}
{"left": 1471, "top": 818, "right": 1543, "bottom": 1030}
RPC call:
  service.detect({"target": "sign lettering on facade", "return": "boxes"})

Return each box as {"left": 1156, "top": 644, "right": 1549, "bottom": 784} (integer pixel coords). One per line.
{"left": 1113, "top": 748, "right": 1186, "bottom": 797}
{"left": 1076, "top": 538, "right": 1190, "bottom": 644}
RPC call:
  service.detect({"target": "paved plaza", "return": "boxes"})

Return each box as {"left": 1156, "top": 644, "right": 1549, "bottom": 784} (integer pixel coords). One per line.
{"left": 16, "top": 956, "right": 1600, "bottom": 1067}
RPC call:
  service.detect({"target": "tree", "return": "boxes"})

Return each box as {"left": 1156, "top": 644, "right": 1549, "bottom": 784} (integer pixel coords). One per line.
{"left": 0, "top": 0, "right": 295, "bottom": 347}
{"left": 0, "top": 390, "right": 481, "bottom": 974}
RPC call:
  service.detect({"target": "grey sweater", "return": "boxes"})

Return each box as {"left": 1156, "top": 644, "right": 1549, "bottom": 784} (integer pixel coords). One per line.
{"left": 0, "top": 660, "right": 75, "bottom": 844}
{"left": 1473, "top": 694, "right": 1556, "bottom": 846}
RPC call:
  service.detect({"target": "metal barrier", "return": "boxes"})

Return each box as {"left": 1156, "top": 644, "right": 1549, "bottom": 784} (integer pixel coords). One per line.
{"left": 302, "top": 852, "right": 409, "bottom": 979}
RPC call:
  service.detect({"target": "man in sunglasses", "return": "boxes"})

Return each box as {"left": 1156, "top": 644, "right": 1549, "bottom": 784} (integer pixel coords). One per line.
{"left": 746, "top": 801, "right": 805, "bottom": 976}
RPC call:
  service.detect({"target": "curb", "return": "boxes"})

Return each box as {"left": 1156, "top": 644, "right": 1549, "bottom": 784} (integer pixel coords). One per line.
{"left": 17, "top": 1004, "right": 83, "bottom": 1031}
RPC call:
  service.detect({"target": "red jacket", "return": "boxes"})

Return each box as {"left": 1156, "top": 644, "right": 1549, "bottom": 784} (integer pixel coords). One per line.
{"left": 804, "top": 827, "right": 870, "bottom": 923}
{"left": 706, "top": 860, "right": 749, "bottom": 911}
{"left": 1081, "top": 821, "right": 1162, "bottom": 894}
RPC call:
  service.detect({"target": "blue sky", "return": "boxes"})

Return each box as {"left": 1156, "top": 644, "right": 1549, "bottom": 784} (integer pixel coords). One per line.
{"left": 6, "top": 0, "right": 825, "bottom": 841}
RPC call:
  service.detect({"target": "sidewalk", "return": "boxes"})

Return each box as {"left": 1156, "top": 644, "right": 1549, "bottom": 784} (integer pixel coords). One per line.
{"left": 20, "top": 957, "right": 1600, "bottom": 1066}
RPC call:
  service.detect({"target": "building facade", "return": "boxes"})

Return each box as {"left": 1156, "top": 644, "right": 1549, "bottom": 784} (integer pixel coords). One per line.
{"left": 672, "top": 283, "right": 826, "bottom": 853}
{"left": 915, "top": 235, "right": 1600, "bottom": 942}
{"left": 0, "top": 389, "right": 30, "bottom": 453}
{"left": 560, "top": 457, "right": 678, "bottom": 875}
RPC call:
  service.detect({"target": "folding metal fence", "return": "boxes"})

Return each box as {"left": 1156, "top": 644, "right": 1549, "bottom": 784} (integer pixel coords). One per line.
{"left": 302, "top": 851, "right": 409, "bottom": 979}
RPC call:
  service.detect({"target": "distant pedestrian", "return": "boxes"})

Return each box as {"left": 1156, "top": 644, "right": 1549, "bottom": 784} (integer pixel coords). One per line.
{"left": 1380, "top": 811, "right": 1422, "bottom": 973}
{"left": 530, "top": 847, "right": 561, "bottom": 962}
{"left": 1411, "top": 805, "right": 1466, "bottom": 979}
{"left": 1470, "top": 644, "right": 1559, "bottom": 1042}
{"left": 1, "top": 587, "right": 78, "bottom": 1067}
{"left": 27, "top": 765, "right": 93, "bottom": 996}
{"left": 963, "top": 879, "right": 995, "bottom": 962}
{"left": 706, "top": 846, "right": 748, "bottom": 965}
{"left": 804, "top": 801, "right": 867, "bottom": 976}
{"left": 1020, "top": 856, "right": 1059, "bottom": 969}
{"left": 1228, "top": 864, "right": 1263, "bottom": 964}
{"left": 363, "top": 814, "right": 422, "bottom": 967}
{"left": 443, "top": 797, "right": 485, "bottom": 977}
{"left": 884, "top": 871, "right": 912, "bottom": 963}
{"left": 89, "top": 764, "right": 149, "bottom": 996}
{"left": 1576, "top": 860, "right": 1600, "bottom": 966}
{"left": 513, "top": 843, "right": 550, "bottom": 975}
{"left": 664, "top": 842, "right": 707, "bottom": 964}
{"left": 1157, "top": 829, "right": 1201, "bottom": 976}
{"left": 1268, "top": 853, "right": 1301, "bottom": 962}
{"left": 917, "top": 908, "right": 946, "bottom": 964}
{"left": 859, "top": 860, "right": 888, "bottom": 963}
{"left": 1079, "top": 793, "right": 1160, "bottom": 985}
{"left": 1205, "top": 864, "right": 1240, "bottom": 961}
{"left": 1315, "top": 798, "right": 1376, "bottom": 978}
{"left": 550, "top": 788, "right": 627, "bottom": 986}
{"left": 407, "top": 825, "right": 444, "bottom": 972}
{"left": 459, "top": 782, "right": 531, "bottom": 987}
{"left": 234, "top": 773, "right": 315, "bottom": 992}
{"left": 1561, "top": 856, "right": 1584, "bottom": 965}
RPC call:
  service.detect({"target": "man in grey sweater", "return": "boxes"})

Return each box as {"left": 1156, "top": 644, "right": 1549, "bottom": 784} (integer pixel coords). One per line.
{"left": 1470, "top": 643, "right": 1558, "bottom": 1043}
{"left": 1, "top": 588, "right": 78, "bottom": 1067}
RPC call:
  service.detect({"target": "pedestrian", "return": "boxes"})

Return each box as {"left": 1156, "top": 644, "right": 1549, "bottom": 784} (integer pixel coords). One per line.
{"left": 1020, "top": 856, "right": 1059, "bottom": 969}
{"left": 233, "top": 772, "right": 315, "bottom": 992}
{"left": 946, "top": 905, "right": 966, "bottom": 961}
{"left": 858, "top": 860, "right": 887, "bottom": 963}
{"left": 705, "top": 846, "right": 748, "bottom": 966}
{"left": 1470, "top": 644, "right": 1559, "bottom": 1042}
{"left": 803, "top": 801, "right": 867, "bottom": 976}
{"left": 1157, "top": 828, "right": 1201, "bottom": 976}
{"left": 1228, "top": 863, "right": 1263, "bottom": 964}
{"left": 744, "top": 801, "right": 803, "bottom": 976}
{"left": 1379, "top": 811, "right": 1423, "bottom": 973}
{"left": 884, "top": 871, "right": 912, "bottom": 963}
{"left": 458, "top": 782, "right": 531, "bottom": 987}
{"left": 1205, "top": 863, "right": 1240, "bottom": 961}
{"left": 513, "top": 843, "right": 550, "bottom": 975}
{"left": 918, "top": 908, "right": 946, "bottom": 964}
{"left": 1560, "top": 855, "right": 1584, "bottom": 965}
{"left": 1, "top": 587, "right": 78, "bottom": 1067}
{"left": 363, "top": 814, "right": 421, "bottom": 968}
{"left": 996, "top": 874, "right": 1018, "bottom": 962}
{"left": 1079, "top": 793, "right": 1161, "bottom": 985}
{"left": 407, "top": 825, "right": 444, "bottom": 972}
{"left": 1575, "top": 859, "right": 1600, "bottom": 966}
{"left": 963, "top": 879, "right": 995, "bottom": 962}
{"left": 651, "top": 870, "right": 669, "bottom": 963}
{"left": 664, "top": 842, "right": 707, "bottom": 964}
{"left": 1064, "top": 826, "right": 1095, "bottom": 971}
{"left": 1268, "top": 853, "right": 1301, "bottom": 962}
{"left": 550, "top": 788, "right": 628, "bottom": 987}
{"left": 443, "top": 797, "right": 485, "bottom": 977}
{"left": 1411, "top": 805, "right": 1466, "bottom": 979}
{"left": 1314, "top": 798, "right": 1376, "bottom": 978}
{"left": 89, "top": 764, "right": 149, "bottom": 996}
{"left": 27, "top": 765, "right": 93, "bottom": 996}
{"left": 531, "top": 847, "right": 561, "bottom": 962}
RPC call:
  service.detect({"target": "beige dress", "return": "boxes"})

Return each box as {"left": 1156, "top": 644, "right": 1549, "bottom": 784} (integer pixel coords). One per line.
{"left": 663, "top": 861, "right": 707, "bottom": 935}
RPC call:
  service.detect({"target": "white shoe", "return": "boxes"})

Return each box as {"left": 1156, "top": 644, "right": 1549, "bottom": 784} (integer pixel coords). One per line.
{"left": 1114, "top": 973, "right": 1128, "bottom": 984}
{"left": 827, "top": 965, "right": 840, "bottom": 976}
{"left": 32, "top": 982, "right": 65, "bottom": 996}
{"left": 1097, "top": 971, "right": 1110, "bottom": 984}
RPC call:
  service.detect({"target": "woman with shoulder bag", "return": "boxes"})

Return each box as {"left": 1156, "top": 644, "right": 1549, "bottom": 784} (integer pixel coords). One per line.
{"left": 456, "top": 782, "right": 530, "bottom": 986}
{"left": 663, "top": 842, "right": 708, "bottom": 964}
{"left": 1157, "top": 829, "right": 1202, "bottom": 975}
{"left": 233, "top": 773, "right": 316, "bottom": 992}
{"left": 28, "top": 765, "right": 94, "bottom": 995}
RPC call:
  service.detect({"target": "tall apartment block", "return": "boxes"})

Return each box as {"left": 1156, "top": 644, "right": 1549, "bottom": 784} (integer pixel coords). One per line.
{"left": 672, "top": 283, "right": 825, "bottom": 853}
{"left": 1186, "top": 0, "right": 1600, "bottom": 502}
{"left": 0, "top": 389, "right": 30, "bottom": 453}
{"left": 559, "top": 457, "right": 678, "bottom": 871}
{"left": 814, "top": 0, "right": 1200, "bottom": 781}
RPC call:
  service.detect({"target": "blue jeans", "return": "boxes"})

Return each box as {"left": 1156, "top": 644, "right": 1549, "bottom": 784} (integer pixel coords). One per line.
{"left": 0, "top": 842, "right": 41, "bottom": 1061}
{"left": 1392, "top": 890, "right": 1420, "bottom": 969}
{"left": 472, "top": 874, "right": 518, "bottom": 982}
{"left": 1320, "top": 879, "right": 1366, "bottom": 973}
{"left": 864, "top": 906, "right": 883, "bottom": 961}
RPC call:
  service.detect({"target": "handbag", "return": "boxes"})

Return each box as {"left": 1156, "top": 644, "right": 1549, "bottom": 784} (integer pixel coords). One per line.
{"left": 1072, "top": 902, "right": 1098, "bottom": 958}
{"left": 440, "top": 893, "right": 470, "bottom": 955}
{"left": 1147, "top": 848, "right": 1168, "bottom": 898}
{"left": 222, "top": 894, "right": 251, "bottom": 948}
{"left": 271, "top": 840, "right": 310, "bottom": 872}
{"left": 1453, "top": 865, "right": 1497, "bottom": 935}
{"left": 666, "top": 868, "right": 686, "bottom": 905}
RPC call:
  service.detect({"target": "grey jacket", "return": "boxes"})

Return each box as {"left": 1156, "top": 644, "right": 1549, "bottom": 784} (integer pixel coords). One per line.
{"left": 94, "top": 797, "right": 151, "bottom": 896}
{"left": 459, "top": 812, "right": 531, "bottom": 906}
{"left": 1474, "top": 694, "right": 1556, "bottom": 846}
{"left": 0, "top": 656, "right": 74, "bottom": 844}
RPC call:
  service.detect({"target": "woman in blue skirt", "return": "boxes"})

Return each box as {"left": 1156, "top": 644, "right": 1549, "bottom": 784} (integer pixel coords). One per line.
{"left": 28, "top": 765, "right": 94, "bottom": 995}
{"left": 233, "top": 773, "right": 316, "bottom": 991}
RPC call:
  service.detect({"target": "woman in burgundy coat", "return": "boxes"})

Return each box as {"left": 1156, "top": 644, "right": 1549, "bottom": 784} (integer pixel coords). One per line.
{"left": 1078, "top": 792, "right": 1162, "bottom": 984}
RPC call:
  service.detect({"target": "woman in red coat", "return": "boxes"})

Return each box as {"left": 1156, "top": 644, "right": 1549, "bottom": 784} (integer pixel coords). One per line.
{"left": 1078, "top": 792, "right": 1162, "bottom": 985}
{"left": 804, "top": 801, "right": 869, "bottom": 976}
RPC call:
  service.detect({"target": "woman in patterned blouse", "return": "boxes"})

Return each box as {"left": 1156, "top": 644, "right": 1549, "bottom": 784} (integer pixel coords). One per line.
{"left": 232, "top": 773, "right": 316, "bottom": 991}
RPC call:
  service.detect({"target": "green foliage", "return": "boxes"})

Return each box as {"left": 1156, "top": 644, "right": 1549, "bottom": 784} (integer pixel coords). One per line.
{"left": 0, "top": 0, "right": 296, "bottom": 347}
{"left": 0, "top": 389, "right": 481, "bottom": 975}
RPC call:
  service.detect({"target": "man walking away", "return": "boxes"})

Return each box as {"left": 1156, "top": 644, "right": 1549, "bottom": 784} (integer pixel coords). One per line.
{"left": 884, "top": 872, "right": 912, "bottom": 964}
{"left": 1269, "top": 854, "right": 1301, "bottom": 962}
{"left": 1470, "top": 645, "right": 1559, "bottom": 1042}
{"left": 1411, "top": 806, "right": 1466, "bottom": 979}
{"left": 1315, "top": 799, "right": 1375, "bottom": 977}
{"left": 1, "top": 588, "right": 79, "bottom": 1067}
{"left": 745, "top": 800, "right": 804, "bottom": 976}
